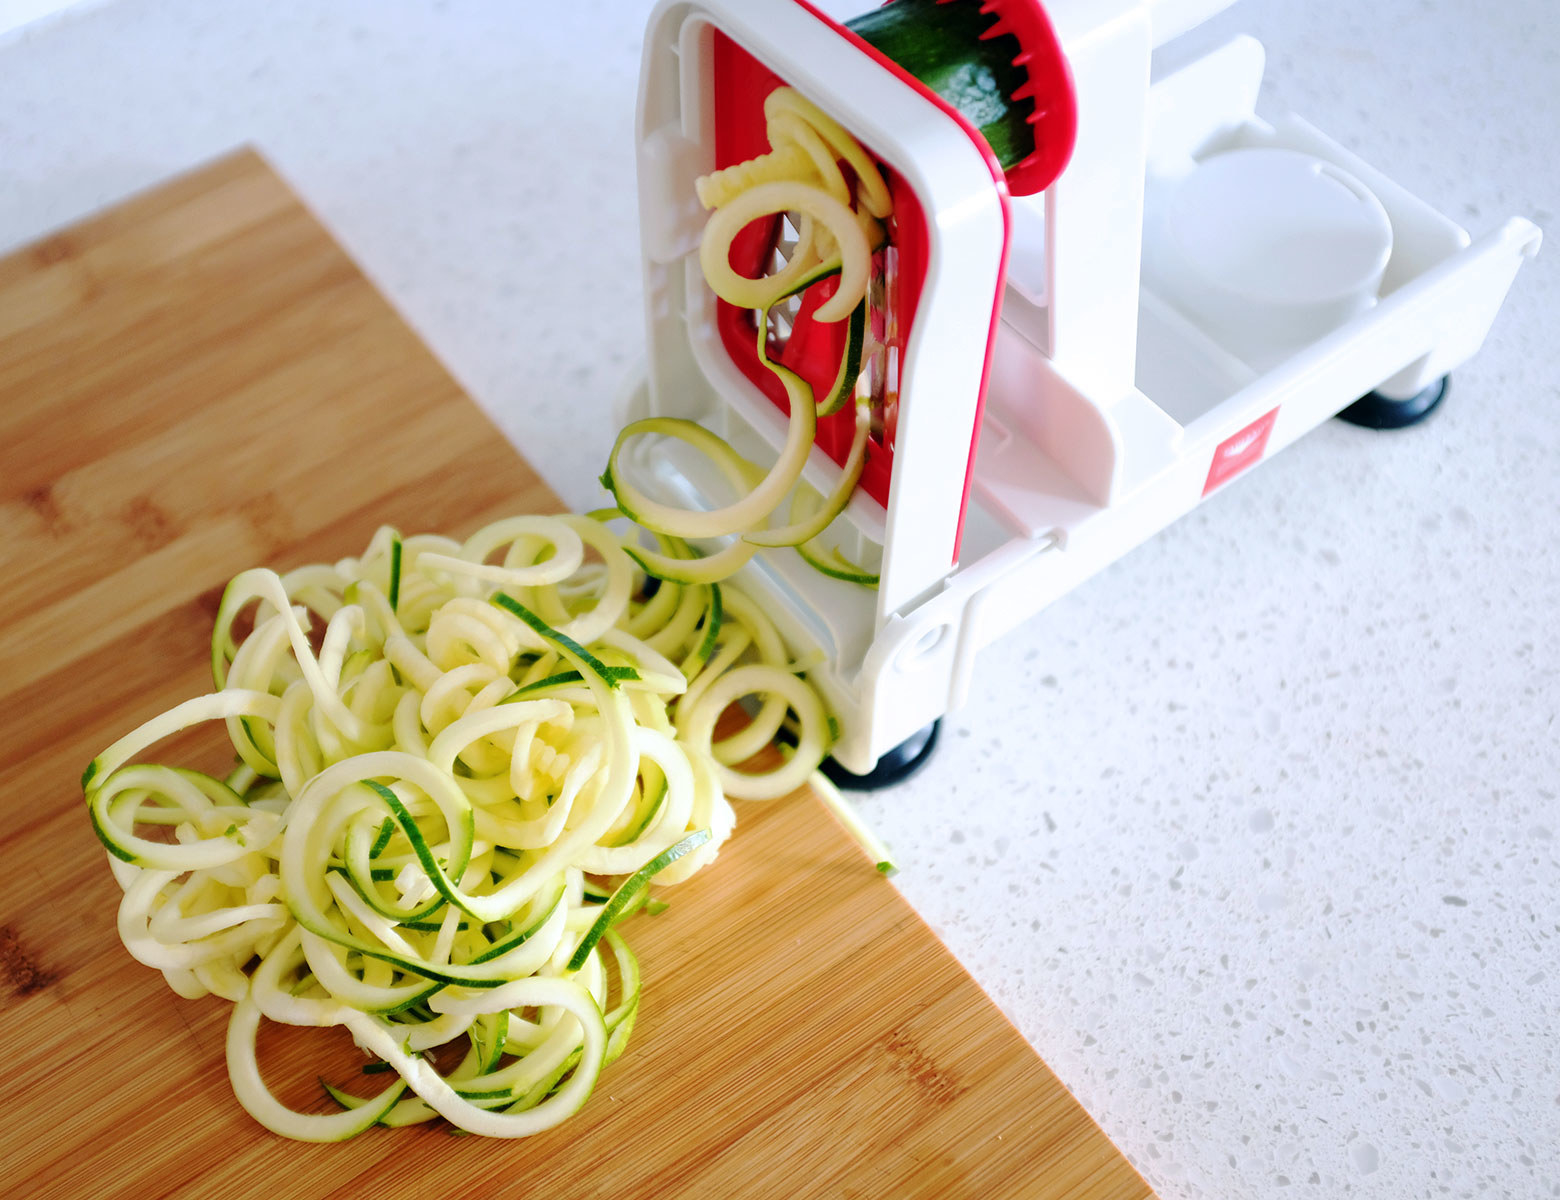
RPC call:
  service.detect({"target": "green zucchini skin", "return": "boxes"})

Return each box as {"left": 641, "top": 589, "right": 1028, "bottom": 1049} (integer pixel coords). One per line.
{"left": 846, "top": 0, "right": 1035, "bottom": 169}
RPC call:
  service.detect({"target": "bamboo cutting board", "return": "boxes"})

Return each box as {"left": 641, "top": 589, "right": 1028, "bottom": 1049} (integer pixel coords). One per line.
{"left": 0, "top": 150, "right": 1152, "bottom": 1200}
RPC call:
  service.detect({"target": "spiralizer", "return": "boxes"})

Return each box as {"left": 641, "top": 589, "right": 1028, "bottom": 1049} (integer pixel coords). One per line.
{"left": 617, "top": 0, "right": 1541, "bottom": 782}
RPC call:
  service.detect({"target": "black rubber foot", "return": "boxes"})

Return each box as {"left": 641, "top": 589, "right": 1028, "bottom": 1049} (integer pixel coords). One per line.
{"left": 821, "top": 720, "right": 941, "bottom": 791}
{"left": 1336, "top": 375, "right": 1450, "bottom": 430}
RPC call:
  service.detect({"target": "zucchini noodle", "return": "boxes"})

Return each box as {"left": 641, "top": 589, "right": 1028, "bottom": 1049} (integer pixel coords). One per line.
{"left": 84, "top": 513, "right": 836, "bottom": 1140}
{"left": 603, "top": 87, "right": 889, "bottom": 587}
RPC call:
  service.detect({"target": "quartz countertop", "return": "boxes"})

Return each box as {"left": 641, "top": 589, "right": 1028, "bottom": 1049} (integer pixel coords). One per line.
{"left": 3, "top": 1, "right": 1555, "bottom": 1196}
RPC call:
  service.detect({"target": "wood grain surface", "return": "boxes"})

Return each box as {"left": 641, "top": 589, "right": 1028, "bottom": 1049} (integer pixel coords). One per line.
{"left": 0, "top": 149, "right": 1152, "bottom": 1200}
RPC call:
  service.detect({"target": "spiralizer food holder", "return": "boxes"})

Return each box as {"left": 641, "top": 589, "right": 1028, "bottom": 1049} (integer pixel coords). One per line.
{"left": 621, "top": 0, "right": 1541, "bottom": 778}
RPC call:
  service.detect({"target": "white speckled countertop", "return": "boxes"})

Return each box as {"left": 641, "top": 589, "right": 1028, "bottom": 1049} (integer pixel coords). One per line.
{"left": 3, "top": 1, "right": 1555, "bottom": 1195}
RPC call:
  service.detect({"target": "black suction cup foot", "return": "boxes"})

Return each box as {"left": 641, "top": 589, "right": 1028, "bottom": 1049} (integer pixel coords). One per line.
{"left": 1336, "top": 375, "right": 1450, "bottom": 430}
{"left": 821, "top": 720, "right": 941, "bottom": 792}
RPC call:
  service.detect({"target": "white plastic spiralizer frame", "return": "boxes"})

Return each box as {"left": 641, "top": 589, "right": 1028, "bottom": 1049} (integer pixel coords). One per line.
{"left": 619, "top": 0, "right": 1541, "bottom": 775}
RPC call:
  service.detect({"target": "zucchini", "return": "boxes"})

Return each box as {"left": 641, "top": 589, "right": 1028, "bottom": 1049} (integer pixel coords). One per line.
{"left": 84, "top": 511, "right": 857, "bottom": 1141}
{"left": 847, "top": 0, "right": 1035, "bottom": 169}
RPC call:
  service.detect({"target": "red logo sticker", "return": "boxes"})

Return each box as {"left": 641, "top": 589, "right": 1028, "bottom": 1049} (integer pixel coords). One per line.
{"left": 1204, "top": 407, "right": 1279, "bottom": 496}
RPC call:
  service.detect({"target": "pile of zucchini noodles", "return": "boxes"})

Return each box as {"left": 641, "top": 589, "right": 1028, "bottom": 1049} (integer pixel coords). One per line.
{"left": 603, "top": 87, "right": 888, "bottom": 587}
{"left": 83, "top": 515, "right": 836, "bottom": 1139}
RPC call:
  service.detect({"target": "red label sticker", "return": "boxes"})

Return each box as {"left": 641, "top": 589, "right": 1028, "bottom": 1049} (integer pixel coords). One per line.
{"left": 1204, "top": 407, "right": 1280, "bottom": 496}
